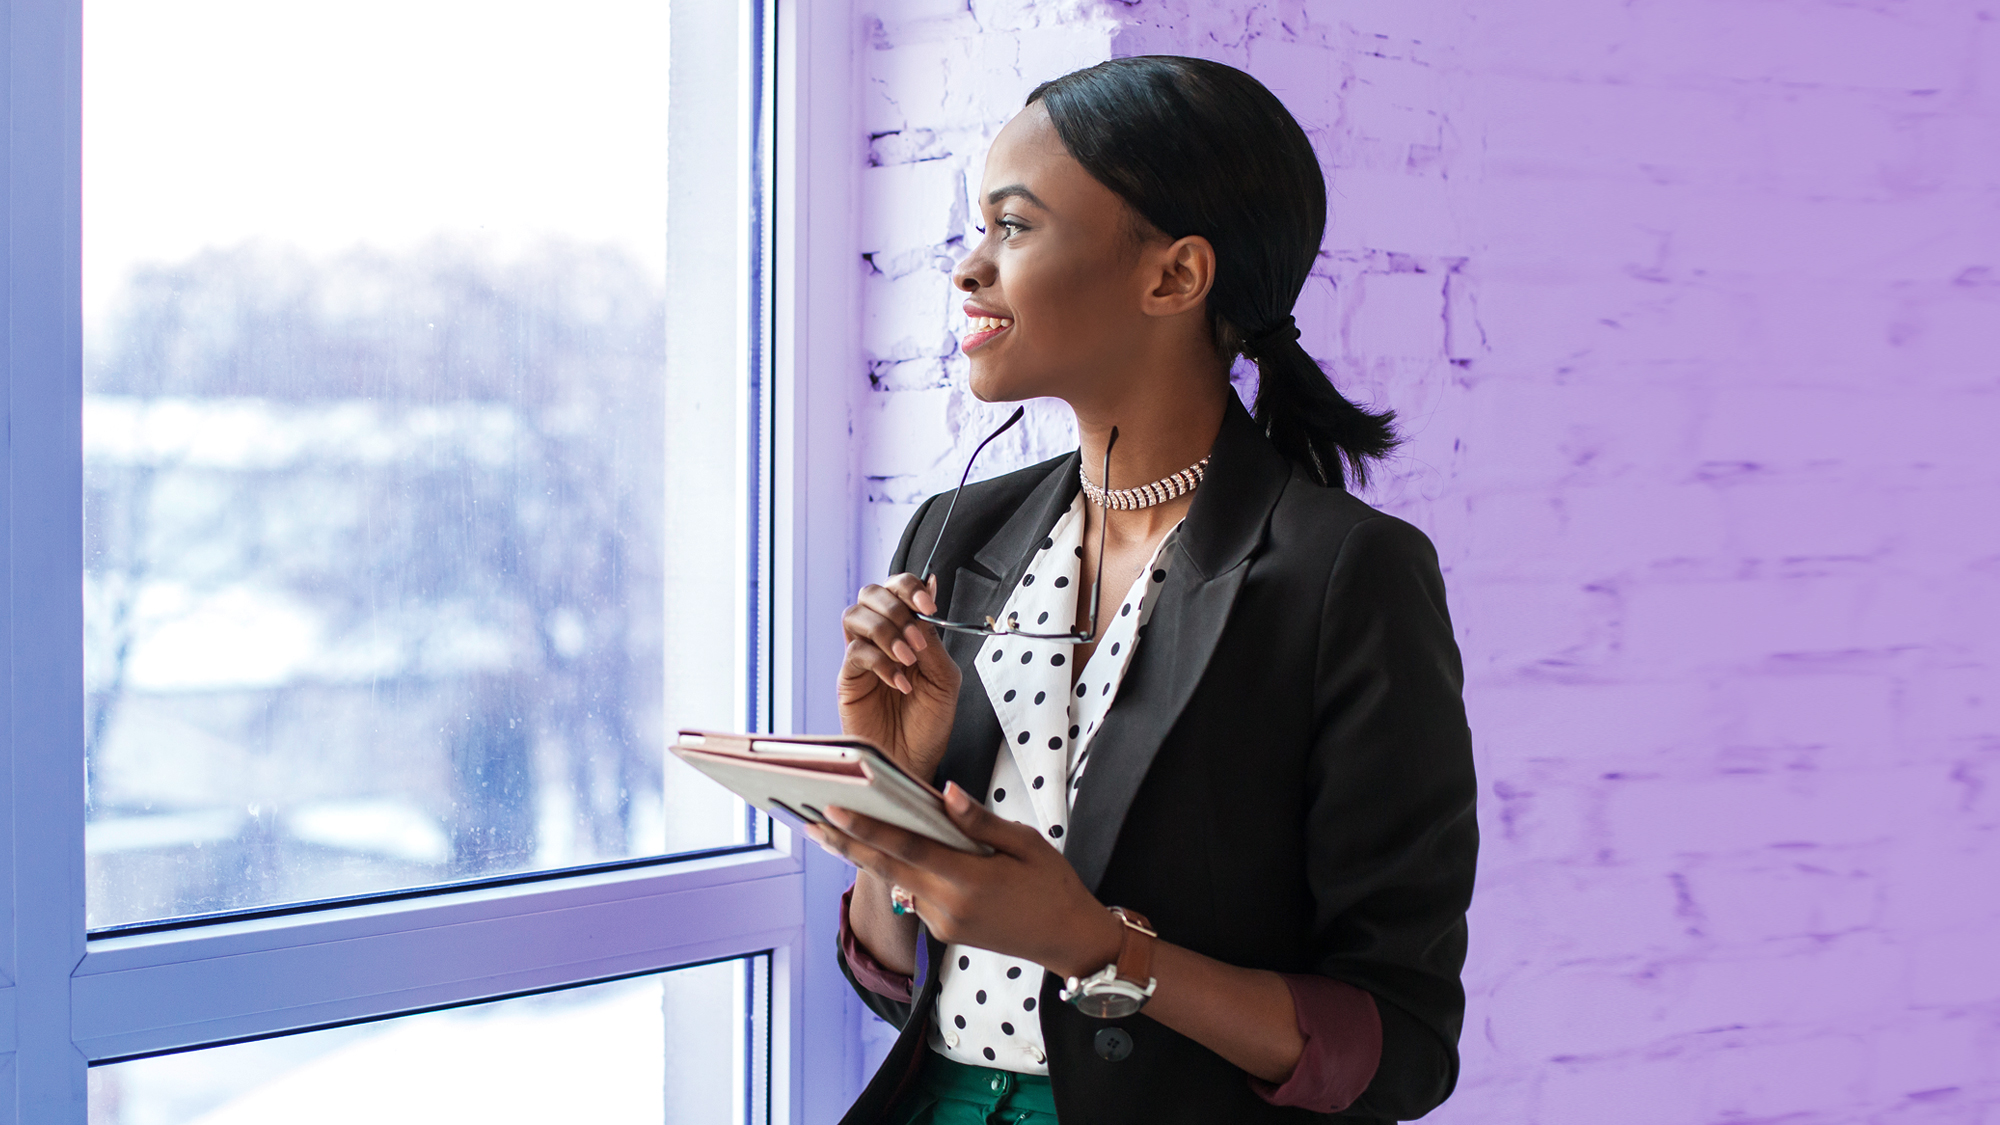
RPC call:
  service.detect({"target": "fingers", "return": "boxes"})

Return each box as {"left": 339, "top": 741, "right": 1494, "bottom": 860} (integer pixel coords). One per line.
{"left": 941, "top": 782, "right": 1048, "bottom": 856}
{"left": 843, "top": 599, "right": 918, "bottom": 667}
{"left": 840, "top": 635, "right": 912, "bottom": 696}
{"left": 860, "top": 579, "right": 935, "bottom": 660}
{"left": 881, "top": 572, "right": 940, "bottom": 617}
{"left": 804, "top": 821, "right": 937, "bottom": 901}
{"left": 825, "top": 806, "right": 962, "bottom": 876}
{"left": 840, "top": 574, "right": 950, "bottom": 696}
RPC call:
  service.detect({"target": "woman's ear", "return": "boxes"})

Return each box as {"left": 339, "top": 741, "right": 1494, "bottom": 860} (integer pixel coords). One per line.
{"left": 1140, "top": 234, "right": 1216, "bottom": 318}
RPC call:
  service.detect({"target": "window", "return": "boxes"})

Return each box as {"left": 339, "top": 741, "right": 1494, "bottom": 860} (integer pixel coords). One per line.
{"left": 82, "top": 0, "right": 757, "bottom": 931}
{"left": 88, "top": 956, "right": 769, "bottom": 1124}
{"left": 0, "top": 0, "right": 861, "bottom": 1121}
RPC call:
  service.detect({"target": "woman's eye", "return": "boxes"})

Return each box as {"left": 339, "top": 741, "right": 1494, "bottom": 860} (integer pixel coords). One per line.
{"left": 998, "top": 219, "right": 1026, "bottom": 239}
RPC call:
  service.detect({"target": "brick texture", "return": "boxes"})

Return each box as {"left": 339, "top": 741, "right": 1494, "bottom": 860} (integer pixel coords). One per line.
{"left": 851, "top": 1, "right": 2000, "bottom": 1119}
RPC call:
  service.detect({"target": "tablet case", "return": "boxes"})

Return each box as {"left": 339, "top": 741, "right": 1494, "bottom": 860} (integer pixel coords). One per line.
{"left": 672, "top": 730, "right": 993, "bottom": 856}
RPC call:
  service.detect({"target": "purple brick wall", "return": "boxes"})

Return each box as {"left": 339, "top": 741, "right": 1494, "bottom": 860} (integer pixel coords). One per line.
{"left": 852, "top": 1, "right": 2000, "bottom": 1118}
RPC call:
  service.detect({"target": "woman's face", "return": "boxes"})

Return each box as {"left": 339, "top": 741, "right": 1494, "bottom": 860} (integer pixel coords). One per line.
{"left": 952, "top": 104, "right": 1165, "bottom": 406}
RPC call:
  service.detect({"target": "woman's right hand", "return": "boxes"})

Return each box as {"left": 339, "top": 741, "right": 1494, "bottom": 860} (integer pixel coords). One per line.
{"left": 838, "top": 574, "right": 961, "bottom": 784}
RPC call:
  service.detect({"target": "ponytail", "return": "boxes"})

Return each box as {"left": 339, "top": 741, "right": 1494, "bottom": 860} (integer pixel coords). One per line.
{"left": 1030, "top": 57, "right": 1401, "bottom": 491}
{"left": 1240, "top": 316, "right": 1400, "bottom": 489}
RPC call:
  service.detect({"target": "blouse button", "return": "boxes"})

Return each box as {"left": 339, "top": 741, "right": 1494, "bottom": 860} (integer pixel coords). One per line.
{"left": 945, "top": 1030, "right": 960, "bottom": 1049}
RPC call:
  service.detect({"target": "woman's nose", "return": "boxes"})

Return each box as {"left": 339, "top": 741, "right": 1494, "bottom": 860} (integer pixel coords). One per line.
{"left": 952, "top": 249, "right": 993, "bottom": 293}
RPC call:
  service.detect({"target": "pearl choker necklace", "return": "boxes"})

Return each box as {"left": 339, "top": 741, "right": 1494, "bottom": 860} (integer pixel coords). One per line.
{"left": 1080, "top": 455, "right": 1210, "bottom": 511}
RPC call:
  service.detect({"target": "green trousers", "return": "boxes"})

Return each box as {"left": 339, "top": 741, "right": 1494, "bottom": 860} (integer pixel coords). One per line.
{"left": 886, "top": 1050, "right": 1060, "bottom": 1125}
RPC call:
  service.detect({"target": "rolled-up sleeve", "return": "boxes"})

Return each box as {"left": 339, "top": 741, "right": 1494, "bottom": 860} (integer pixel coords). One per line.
{"left": 1302, "top": 515, "right": 1479, "bottom": 1121}
{"left": 839, "top": 884, "right": 914, "bottom": 1004}
{"left": 1248, "top": 973, "right": 1383, "bottom": 1112}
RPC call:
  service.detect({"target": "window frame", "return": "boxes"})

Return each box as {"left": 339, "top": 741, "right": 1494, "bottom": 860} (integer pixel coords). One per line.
{"left": 0, "top": 0, "right": 865, "bottom": 1119}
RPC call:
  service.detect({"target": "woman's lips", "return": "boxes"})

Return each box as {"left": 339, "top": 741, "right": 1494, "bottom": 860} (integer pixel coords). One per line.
{"left": 960, "top": 314, "right": 1014, "bottom": 353}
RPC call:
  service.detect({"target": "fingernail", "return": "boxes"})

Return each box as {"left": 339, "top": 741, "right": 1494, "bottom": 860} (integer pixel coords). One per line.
{"left": 825, "top": 807, "right": 852, "bottom": 828}
{"left": 892, "top": 641, "right": 916, "bottom": 665}
{"left": 907, "top": 627, "right": 928, "bottom": 653}
{"left": 895, "top": 673, "right": 913, "bottom": 694}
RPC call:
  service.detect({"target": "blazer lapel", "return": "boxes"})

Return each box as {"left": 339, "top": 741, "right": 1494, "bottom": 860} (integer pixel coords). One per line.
{"left": 934, "top": 455, "right": 1083, "bottom": 799}
{"left": 1063, "top": 396, "right": 1294, "bottom": 893}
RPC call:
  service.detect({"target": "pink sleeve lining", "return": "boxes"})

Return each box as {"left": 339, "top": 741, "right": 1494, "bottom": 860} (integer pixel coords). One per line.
{"left": 839, "top": 883, "right": 915, "bottom": 1004}
{"left": 1248, "top": 973, "right": 1383, "bottom": 1113}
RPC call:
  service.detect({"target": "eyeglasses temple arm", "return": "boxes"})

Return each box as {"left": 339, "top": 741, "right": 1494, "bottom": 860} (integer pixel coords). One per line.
{"left": 1082, "top": 426, "right": 1118, "bottom": 634}
{"left": 916, "top": 406, "right": 1027, "bottom": 582}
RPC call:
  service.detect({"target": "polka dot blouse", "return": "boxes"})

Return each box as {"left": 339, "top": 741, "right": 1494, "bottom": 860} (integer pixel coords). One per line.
{"left": 926, "top": 492, "right": 1181, "bottom": 1074}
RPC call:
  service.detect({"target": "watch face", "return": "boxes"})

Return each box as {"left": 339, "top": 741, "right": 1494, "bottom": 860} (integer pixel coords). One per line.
{"left": 1073, "top": 985, "right": 1146, "bottom": 1020}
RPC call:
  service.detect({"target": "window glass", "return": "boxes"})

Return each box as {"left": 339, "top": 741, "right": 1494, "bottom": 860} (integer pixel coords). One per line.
{"left": 86, "top": 957, "right": 769, "bottom": 1125}
{"left": 83, "top": 0, "right": 758, "bottom": 928}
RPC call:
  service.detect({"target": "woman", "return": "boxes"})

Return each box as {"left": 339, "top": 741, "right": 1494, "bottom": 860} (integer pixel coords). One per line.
{"left": 808, "top": 57, "right": 1476, "bottom": 1124}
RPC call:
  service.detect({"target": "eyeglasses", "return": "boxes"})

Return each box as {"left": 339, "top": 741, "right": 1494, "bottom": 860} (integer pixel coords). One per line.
{"left": 915, "top": 406, "right": 1116, "bottom": 643}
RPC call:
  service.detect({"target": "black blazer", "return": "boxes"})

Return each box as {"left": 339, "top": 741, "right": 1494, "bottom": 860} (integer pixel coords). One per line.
{"left": 839, "top": 396, "right": 1478, "bottom": 1124}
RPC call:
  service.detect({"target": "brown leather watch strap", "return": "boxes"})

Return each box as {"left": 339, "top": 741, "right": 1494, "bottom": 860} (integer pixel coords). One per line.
{"left": 1108, "top": 906, "right": 1157, "bottom": 986}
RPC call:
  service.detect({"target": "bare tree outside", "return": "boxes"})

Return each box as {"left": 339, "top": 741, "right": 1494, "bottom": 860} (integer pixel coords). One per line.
{"left": 84, "top": 240, "right": 683, "bottom": 926}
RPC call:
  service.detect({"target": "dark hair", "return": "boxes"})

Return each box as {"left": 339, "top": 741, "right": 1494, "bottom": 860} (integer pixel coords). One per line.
{"left": 1027, "top": 56, "right": 1398, "bottom": 489}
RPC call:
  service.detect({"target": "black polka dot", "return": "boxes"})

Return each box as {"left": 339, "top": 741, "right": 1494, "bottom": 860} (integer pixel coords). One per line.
{"left": 984, "top": 1047, "right": 996, "bottom": 1060}
{"left": 1050, "top": 825, "right": 1064, "bottom": 838}
{"left": 1041, "top": 537, "right": 1053, "bottom": 550}
{"left": 1003, "top": 689, "right": 1016, "bottom": 702}
{"left": 1110, "top": 642, "right": 1121, "bottom": 655}
{"left": 1074, "top": 546, "right": 1084, "bottom": 558}
{"left": 1002, "top": 1022, "right": 1016, "bottom": 1035}
{"left": 1076, "top": 683, "right": 1086, "bottom": 697}
{"left": 1022, "top": 573, "right": 1035, "bottom": 586}
{"left": 1033, "top": 776, "right": 1045, "bottom": 789}
{"left": 994, "top": 788, "right": 1006, "bottom": 801}
{"left": 955, "top": 1014, "right": 967, "bottom": 1029}
{"left": 992, "top": 650, "right": 1004, "bottom": 662}
{"left": 1024, "top": 997, "right": 1037, "bottom": 1011}
{"left": 1051, "top": 654, "right": 1065, "bottom": 666}
{"left": 1069, "top": 725, "right": 1079, "bottom": 737}
{"left": 1048, "top": 736, "right": 1062, "bottom": 749}
{"left": 1054, "top": 576, "right": 1069, "bottom": 588}
{"left": 976, "top": 990, "right": 987, "bottom": 1004}
{"left": 1037, "top": 611, "right": 1049, "bottom": 624}
{"left": 1017, "top": 730, "right": 1030, "bottom": 744}
{"left": 1033, "top": 691, "right": 1045, "bottom": 705}
{"left": 1007, "top": 966, "right": 1023, "bottom": 979}
{"left": 959, "top": 955, "right": 971, "bottom": 970}
{"left": 1021, "top": 652, "right": 1033, "bottom": 665}
{"left": 1102, "top": 682, "right": 1111, "bottom": 695}
{"left": 1120, "top": 604, "right": 1132, "bottom": 617}
{"left": 1152, "top": 569, "right": 1166, "bottom": 582}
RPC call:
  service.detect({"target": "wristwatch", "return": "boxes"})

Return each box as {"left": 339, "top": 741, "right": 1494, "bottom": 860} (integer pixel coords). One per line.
{"left": 1060, "top": 906, "right": 1158, "bottom": 1018}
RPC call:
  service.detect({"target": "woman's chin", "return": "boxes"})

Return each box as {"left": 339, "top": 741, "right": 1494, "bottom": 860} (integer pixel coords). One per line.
{"left": 966, "top": 365, "right": 1030, "bottom": 405}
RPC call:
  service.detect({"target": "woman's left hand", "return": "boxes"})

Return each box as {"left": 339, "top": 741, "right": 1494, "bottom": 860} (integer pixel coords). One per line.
{"left": 807, "top": 783, "right": 1124, "bottom": 980}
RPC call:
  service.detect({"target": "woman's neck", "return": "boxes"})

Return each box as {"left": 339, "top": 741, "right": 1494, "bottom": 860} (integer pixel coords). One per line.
{"left": 1069, "top": 368, "right": 1230, "bottom": 543}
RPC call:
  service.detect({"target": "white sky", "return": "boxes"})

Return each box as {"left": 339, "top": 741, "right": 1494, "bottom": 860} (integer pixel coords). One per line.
{"left": 83, "top": 0, "right": 672, "bottom": 324}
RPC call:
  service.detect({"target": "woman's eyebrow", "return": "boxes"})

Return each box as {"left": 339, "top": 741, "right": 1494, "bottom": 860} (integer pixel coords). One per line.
{"left": 985, "top": 184, "right": 1050, "bottom": 211}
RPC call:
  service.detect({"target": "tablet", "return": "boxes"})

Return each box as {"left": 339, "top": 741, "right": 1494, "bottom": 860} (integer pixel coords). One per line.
{"left": 672, "top": 730, "right": 993, "bottom": 856}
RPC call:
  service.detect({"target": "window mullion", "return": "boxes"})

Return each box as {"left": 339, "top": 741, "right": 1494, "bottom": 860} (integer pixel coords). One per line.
{"left": 73, "top": 852, "right": 802, "bottom": 1064}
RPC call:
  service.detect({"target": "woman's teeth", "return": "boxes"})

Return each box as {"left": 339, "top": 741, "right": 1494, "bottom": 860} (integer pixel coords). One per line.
{"left": 969, "top": 316, "right": 1013, "bottom": 333}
